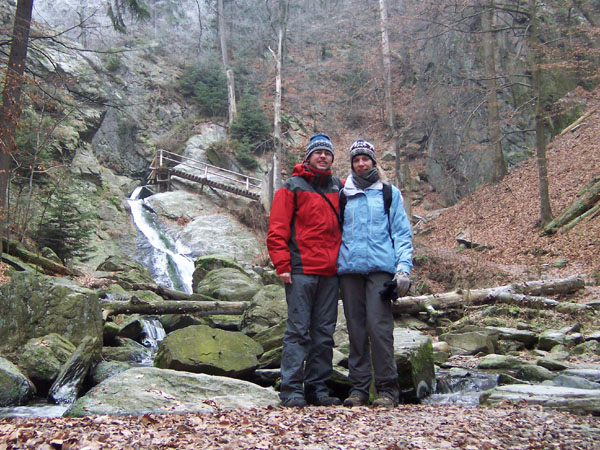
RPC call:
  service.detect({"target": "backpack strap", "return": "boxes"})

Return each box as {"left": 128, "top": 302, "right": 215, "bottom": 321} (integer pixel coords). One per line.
{"left": 383, "top": 183, "right": 393, "bottom": 239}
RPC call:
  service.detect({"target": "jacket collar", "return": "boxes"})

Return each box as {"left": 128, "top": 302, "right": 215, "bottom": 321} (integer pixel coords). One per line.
{"left": 343, "top": 174, "right": 383, "bottom": 197}
{"left": 292, "top": 162, "right": 332, "bottom": 188}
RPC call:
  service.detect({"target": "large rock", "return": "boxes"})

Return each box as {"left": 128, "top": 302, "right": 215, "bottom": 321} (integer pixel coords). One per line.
{"left": 240, "top": 285, "right": 287, "bottom": 336}
{"left": 66, "top": 367, "right": 279, "bottom": 416}
{"left": 253, "top": 320, "right": 286, "bottom": 353}
{"left": 0, "top": 272, "right": 102, "bottom": 361}
{"left": 18, "top": 334, "right": 76, "bottom": 391}
{"left": 178, "top": 213, "right": 262, "bottom": 264}
{"left": 485, "top": 326, "right": 538, "bottom": 349}
{"left": 192, "top": 255, "right": 247, "bottom": 287}
{"left": 154, "top": 325, "right": 263, "bottom": 378}
{"left": 477, "top": 354, "right": 524, "bottom": 370}
{"left": 481, "top": 384, "right": 600, "bottom": 415}
{"left": 102, "top": 337, "right": 152, "bottom": 363}
{"left": 0, "top": 357, "right": 36, "bottom": 407}
{"left": 194, "top": 268, "right": 260, "bottom": 302}
{"left": 95, "top": 256, "right": 156, "bottom": 289}
{"left": 393, "top": 329, "right": 435, "bottom": 400}
{"left": 439, "top": 327, "right": 498, "bottom": 356}
{"left": 48, "top": 336, "right": 98, "bottom": 404}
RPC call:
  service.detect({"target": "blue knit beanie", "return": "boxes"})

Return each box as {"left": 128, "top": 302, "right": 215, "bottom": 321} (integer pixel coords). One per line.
{"left": 305, "top": 133, "right": 334, "bottom": 161}
{"left": 349, "top": 139, "right": 376, "bottom": 165}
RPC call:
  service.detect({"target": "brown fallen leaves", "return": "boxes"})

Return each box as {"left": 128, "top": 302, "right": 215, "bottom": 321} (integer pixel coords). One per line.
{"left": 1, "top": 403, "right": 599, "bottom": 450}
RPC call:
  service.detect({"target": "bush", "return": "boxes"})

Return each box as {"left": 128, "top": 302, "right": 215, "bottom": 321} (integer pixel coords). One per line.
{"left": 104, "top": 53, "right": 122, "bottom": 72}
{"left": 229, "top": 96, "right": 272, "bottom": 155}
{"left": 232, "top": 138, "right": 259, "bottom": 170}
{"left": 176, "top": 64, "right": 228, "bottom": 118}
{"left": 34, "top": 186, "right": 95, "bottom": 263}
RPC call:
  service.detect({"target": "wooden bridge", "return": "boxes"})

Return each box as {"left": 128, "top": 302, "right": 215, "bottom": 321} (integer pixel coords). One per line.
{"left": 147, "top": 150, "right": 263, "bottom": 201}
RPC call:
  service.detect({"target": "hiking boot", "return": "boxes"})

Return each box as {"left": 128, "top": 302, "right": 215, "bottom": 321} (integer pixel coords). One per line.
{"left": 343, "top": 394, "right": 369, "bottom": 407}
{"left": 307, "top": 395, "right": 342, "bottom": 406}
{"left": 281, "top": 397, "right": 307, "bottom": 408}
{"left": 372, "top": 393, "right": 398, "bottom": 407}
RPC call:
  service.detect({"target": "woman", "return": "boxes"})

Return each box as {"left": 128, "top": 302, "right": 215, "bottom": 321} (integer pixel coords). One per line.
{"left": 338, "top": 139, "right": 413, "bottom": 407}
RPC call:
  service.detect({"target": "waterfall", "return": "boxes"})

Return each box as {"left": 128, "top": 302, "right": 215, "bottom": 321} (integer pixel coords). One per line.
{"left": 140, "top": 317, "right": 167, "bottom": 350}
{"left": 128, "top": 187, "right": 195, "bottom": 294}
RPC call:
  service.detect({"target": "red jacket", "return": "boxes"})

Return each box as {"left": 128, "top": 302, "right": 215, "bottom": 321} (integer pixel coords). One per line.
{"left": 267, "top": 163, "right": 343, "bottom": 277}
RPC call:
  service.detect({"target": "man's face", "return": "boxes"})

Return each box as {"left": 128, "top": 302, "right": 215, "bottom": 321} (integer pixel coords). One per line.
{"left": 307, "top": 150, "right": 333, "bottom": 171}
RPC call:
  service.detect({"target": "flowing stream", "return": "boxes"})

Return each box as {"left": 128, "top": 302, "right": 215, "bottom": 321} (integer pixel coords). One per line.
{"left": 127, "top": 186, "right": 195, "bottom": 294}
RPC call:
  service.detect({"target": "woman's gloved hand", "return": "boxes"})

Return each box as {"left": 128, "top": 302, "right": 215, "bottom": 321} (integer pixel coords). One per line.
{"left": 378, "top": 280, "right": 397, "bottom": 302}
{"left": 393, "top": 272, "right": 411, "bottom": 297}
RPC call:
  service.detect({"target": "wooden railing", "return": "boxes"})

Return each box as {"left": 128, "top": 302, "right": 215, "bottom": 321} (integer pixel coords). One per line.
{"left": 148, "top": 149, "right": 262, "bottom": 200}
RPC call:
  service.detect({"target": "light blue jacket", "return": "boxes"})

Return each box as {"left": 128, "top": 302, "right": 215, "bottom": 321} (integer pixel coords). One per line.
{"left": 337, "top": 175, "right": 413, "bottom": 275}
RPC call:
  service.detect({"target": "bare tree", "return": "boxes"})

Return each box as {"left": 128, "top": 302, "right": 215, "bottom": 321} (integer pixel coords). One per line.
{"left": 378, "top": 0, "right": 412, "bottom": 219}
{"left": 528, "top": 0, "right": 553, "bottom": 226}
{"left": 482, "top": 1, "right": 507, "bottom": 183}
{"left": 218, "top": 0, "right": 237, "bottom": 125}
{"left": 270, "top": 0, "right": 290, "bottom": 195}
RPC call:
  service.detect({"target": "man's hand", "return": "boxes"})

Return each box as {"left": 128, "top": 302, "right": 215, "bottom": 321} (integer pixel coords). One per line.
{"left": 279, "top": 272, "right": 292, "bottom": 284}
{"left": 394, "top": 272, "right": 411, "bottom": 297}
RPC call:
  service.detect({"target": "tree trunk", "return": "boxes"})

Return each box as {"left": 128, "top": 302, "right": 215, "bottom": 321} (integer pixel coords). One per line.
{"left": 392, "top": 275, "right": 584, "bottom": 315}
{"left": 101, "top": 299, "right": 248, "bottom": 317}
{"left": 0, "top": 0, "right": 34, "bottom": 225}
{"left": 272, "top": 0, "right": 289, "bottom": 194}
{"left": 528, "top": 0, "right": 553, "bottom": 226}
{"left": 482, "top": 2, "right": 507, "bottom": 183}
{"left": 218, "top": 0, "right": 236, "bottom": 125}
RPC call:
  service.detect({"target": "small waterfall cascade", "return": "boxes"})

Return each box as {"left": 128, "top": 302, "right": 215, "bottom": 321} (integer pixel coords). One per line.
{"left": 128, "top": 186, "right": 195, "bottom": 294}
{"left": 140, "top": 317, "right": 167, "bottom": 350}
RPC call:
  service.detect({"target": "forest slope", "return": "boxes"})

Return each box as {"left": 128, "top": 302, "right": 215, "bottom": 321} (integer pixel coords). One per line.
{"left": 415, "top": 86, "right": 600, "bottom": 282}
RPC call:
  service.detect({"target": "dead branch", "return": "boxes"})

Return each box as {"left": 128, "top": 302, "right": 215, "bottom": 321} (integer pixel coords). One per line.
{"left": 392, "top": 275, "right": 585, "bottom": 314}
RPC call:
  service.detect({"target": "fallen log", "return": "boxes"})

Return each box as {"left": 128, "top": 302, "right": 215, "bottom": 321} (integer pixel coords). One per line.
{"left": 542, "top": 178, "right": 600, "bottom": 235}
{"left": 101, "top": 299, "right": 248, "bottom": 317}
{"left": 392, "top": 275, "right": 585, "bottom": 315}
{"left": 1, "top": 237, "right": 83, "bottom": 277}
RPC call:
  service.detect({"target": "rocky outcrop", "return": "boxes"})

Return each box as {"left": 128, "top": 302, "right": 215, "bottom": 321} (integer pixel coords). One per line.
{"left": 0, "top": 273, "right": 103, "bottom": 361}
{"left": 154, "top": 325, "right": 263, "bottom": 378}
{"left": 65, "top": 367, "right": 280, "bottom": 417}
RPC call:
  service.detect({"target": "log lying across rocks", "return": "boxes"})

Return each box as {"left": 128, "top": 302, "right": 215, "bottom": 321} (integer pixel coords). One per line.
{"left": 101, "top": 299, "right": 248, "bottom": 318}
{"left": 392, "top": 275, "right": 585, "bottom": 315}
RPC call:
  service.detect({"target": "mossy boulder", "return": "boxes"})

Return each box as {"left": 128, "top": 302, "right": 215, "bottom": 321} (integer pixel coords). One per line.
{"left": 95, "top": 256, "right": 156, "bottom": 289}
{"left": 101, "top": 337, "right": 152, "bottom": 363}
{"left": 192, "top": 255, "right": 247, "bottom": 287}
{"left": 240, "top": 285, "right": 287, "bottom": 336}
{"left": 194, "top": 268, "right": 260, "bottom": 302}
{"left": 0, "top": 272, "right": 102, "bottom": 361}
{"left": 0, "top": 357, "right": 36, "bottom": 407}
{"left": 18, "top": 334, "right": 76, "bottom": 390}
{"left": 393, "top": 329, "right": 435, "bottom": 401}
{"left": 66, "top": 367, "right": 279, "bottom": 416}
{"left": 154, "top": 325, "right": 263, "bottom": 378}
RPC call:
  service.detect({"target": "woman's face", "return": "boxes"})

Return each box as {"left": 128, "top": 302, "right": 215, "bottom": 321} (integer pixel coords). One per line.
{"left": 352, "top": 154, "right": 374, "bottom": 176}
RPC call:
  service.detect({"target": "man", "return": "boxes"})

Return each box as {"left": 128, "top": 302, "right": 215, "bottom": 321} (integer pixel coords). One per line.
{"left": 267, "top": 133, "right": 343, "bottom": 407}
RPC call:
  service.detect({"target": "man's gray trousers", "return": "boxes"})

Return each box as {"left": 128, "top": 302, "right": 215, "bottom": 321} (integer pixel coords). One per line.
{"left": 280, "top": 273, "right": 338, "bottom": 402}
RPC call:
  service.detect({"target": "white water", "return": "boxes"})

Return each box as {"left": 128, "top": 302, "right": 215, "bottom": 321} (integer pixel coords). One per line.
{"left": 128, "top": 186, "right": 195, "bottom": 294}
